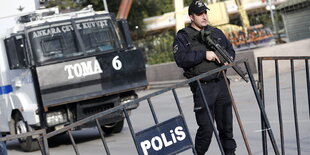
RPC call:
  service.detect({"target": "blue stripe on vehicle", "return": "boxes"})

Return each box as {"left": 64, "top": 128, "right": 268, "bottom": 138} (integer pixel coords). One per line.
{"left": 0, "top": 85, "right": 13, "bottom": 95}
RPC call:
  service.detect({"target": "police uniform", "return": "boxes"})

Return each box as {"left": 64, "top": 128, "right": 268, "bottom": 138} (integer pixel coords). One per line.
{"left": 172, "top": 2, "right": 237, "bottom": 154}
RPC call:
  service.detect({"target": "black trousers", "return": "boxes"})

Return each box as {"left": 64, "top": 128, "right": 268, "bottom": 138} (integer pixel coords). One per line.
{"left": 191, "top": 79, "right": 236, "bottom": 155}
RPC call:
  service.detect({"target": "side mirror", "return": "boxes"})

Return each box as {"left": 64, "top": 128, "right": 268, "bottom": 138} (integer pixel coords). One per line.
{"left": 4, "top": 35, "right": 29, "bottom": 69}
{"left": 117, "top": 19, "right": 134, "bottom": 49}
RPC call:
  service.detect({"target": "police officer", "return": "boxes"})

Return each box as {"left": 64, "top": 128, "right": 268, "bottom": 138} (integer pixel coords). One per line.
{"left": 173, "top": 0, "right": 237, "bottom": 154}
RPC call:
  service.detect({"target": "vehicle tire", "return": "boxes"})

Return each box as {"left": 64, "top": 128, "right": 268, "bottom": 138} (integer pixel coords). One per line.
{"left": 14, "top": 113, "right": 40, "bottom": 152}
{"left": 101, "top": 120, "right": 124, "bottom": 135}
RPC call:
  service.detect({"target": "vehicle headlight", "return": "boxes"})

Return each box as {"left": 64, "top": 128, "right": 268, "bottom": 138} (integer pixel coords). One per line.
{"left": 46, "top": 110, "right": 68, "bottom": 127}
{"left": 121, "top": 95, "right": 138, "bottom": 110}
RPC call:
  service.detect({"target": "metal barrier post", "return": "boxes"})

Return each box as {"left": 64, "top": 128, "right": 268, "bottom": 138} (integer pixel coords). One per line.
{"left": 43, "top": 134, "right": 49, "bottom": 155}
{"left": 257, "top": 57, "right": 268, "bottom": 155}
{"left": 275, "top": 60, "right": 285, "bottom": 155}
{"left": 290, "top": 60, "right": 301, "bottom": 155}
{"left": 172, "top": 89, "right": 185, "bottom": 116}
{"left": 244, "top": 60, "right": 280, "bottom": 155}
{"left": 223, "top": 71, "right": 252, "bottom": 155}
{"left": 197, "top": 80, "right": 225, "bottom": 155}
{"left": 95, "top": 119, "right": 111, "bottom": 155}
{"left": 38, "top": 130, "right": 49, "bottom": 155}
{"left": 123, "top": 108, "right": 140, "bottom": 153}
{"left": 147, "top": 98, "right": 159, "bottom": 124}
{"left": 38, "top": 137, "right": 44, "bottom": 155}
{"left": 172, "top": 88, "right": 197, "bottom": 155}
{"left": 305, "top": 59, "right": 310, "bottom": 119}
{"left": 67, "top": 130, "right": 80, "bottom": 155}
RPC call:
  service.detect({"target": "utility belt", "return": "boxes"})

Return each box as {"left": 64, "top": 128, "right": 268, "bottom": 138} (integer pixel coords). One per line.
{"left": 189, "top": 76, "right": 225, "bottom": 93}
{"left": 200, "top": 77, "right": 224, "bottom": 84}
{"left": 199, "top": 71, "right": 225, "bottom": 84}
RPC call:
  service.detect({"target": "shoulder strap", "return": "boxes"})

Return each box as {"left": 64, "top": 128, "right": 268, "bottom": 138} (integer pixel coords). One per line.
{"left": 183, "top": 27, "right": 195, "bottom": 35}
{"left": 178, "top": 27, "right": 193, "bottom": 48}
{"left": 204, "top": 25, "right": 219, "bottom": 40}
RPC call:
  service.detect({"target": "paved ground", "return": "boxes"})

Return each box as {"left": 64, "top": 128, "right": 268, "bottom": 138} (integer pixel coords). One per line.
{"left": 6, "top": 70, "right": 310, "bottom": 155}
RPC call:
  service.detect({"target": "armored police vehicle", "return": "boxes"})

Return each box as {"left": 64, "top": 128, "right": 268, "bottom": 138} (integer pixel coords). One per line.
{"left": 0, "top": 6, "right": 147, "bottom": 151}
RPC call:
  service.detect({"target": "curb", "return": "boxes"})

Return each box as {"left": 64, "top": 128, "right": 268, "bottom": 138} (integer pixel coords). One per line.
{"left": 146, "top": 75, "right": 253, "bottom": 89}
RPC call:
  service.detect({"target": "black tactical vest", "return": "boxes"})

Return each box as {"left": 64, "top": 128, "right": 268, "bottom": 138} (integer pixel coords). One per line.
{"left": 181, "top": 26, "right": 221, "bottom": 79}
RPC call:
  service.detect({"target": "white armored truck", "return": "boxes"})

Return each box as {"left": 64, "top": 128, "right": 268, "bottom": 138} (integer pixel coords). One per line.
{"left": 0, "top": 6, "right": 147, "bottom": 151}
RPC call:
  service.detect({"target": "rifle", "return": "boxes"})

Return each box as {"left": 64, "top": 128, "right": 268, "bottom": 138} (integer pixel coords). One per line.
{"left": 200, "top": 27, "right": 248, "bottom": 82}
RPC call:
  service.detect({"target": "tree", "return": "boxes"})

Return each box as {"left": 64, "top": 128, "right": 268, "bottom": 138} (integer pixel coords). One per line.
{"left": 47, "top": 0, "right": 79, "bottom": 11}
{"left": 78, "top": 0, "right": 194, "bottom": 38}
{"left": 47, "top": 0, "right": 195, "bottom": 32}
{"left": 46, "top": 0, "right": 196, "bottom": 64}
